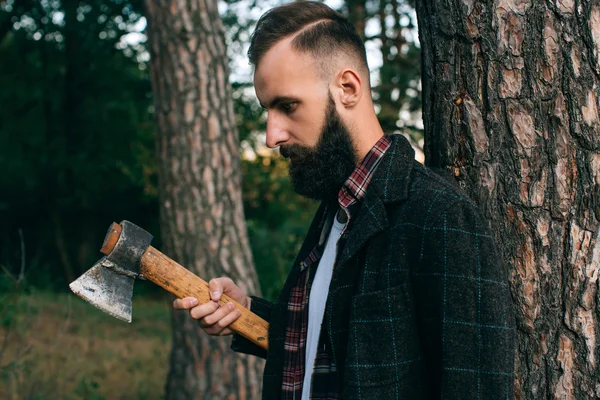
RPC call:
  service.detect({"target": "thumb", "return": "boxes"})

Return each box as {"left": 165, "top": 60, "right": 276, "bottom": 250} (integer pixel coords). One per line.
{"left": 208, "top": 277, "right": 231, "bottom": 302}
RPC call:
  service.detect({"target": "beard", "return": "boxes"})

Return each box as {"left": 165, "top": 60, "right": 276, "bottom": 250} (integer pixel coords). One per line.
{"left": 279, "top": 97, "right": 358, "bottom": 201}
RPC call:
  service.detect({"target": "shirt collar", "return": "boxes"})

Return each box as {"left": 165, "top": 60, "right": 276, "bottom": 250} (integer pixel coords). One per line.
{"left": 337, "top": 134, "right": 392, "bottom": 211}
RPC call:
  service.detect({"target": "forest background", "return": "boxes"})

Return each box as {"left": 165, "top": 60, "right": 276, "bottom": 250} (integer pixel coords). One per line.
{"left": 0, "top": 0, "right": 422, "bottom": 398}
{"left": 0, "top": 0, "right": 421, "bottom": 298}
{"left": 3, "top": 0, "right": 600, "bottom": 398}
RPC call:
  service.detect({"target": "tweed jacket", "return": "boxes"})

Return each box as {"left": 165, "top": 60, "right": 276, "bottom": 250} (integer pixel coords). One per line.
{"left": 232, "top": 134, "right": 516, "bottom": 399}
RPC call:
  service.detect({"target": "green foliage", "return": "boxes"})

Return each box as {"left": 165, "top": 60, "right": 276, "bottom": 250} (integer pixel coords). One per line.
{"left": 242, "top": 155, "right": 318, "bottom": 300}
{"left": 0, "top": 0, "right": 158, "bottom": 288}
{"left": 360, "top": 0, "right": 422, "bottom": 135}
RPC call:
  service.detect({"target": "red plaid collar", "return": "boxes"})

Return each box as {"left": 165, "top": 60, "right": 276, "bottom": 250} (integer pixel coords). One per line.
{"left": 338, "top": 134, "right": 392, "bottom": 209}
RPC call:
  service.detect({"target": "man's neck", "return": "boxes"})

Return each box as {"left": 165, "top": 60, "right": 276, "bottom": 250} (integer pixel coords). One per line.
{"left": 350, "top": 112, "right": 385, "bottom": 161}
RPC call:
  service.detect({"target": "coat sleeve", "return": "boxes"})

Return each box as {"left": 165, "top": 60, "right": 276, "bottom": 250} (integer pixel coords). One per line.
{"left": 230, "top": 295, "right": 273, "bottom": 359}
{"left": 414, "top": 198, "right": 516, "bottom": 399}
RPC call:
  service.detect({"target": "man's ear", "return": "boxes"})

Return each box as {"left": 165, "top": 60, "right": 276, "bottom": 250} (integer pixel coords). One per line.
{"left": 334, "top": 68, "right": 362, "bottom": 108}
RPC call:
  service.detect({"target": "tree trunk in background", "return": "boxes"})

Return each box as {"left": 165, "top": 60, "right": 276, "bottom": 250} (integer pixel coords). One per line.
{"left": 144, "top": 0, "right": 263, "bottom": 398}
{"left": 346, "top": 0, "right": 367, "bottom": 40}
{"left": 417, "top": 1, "right": 600, "bottom": 398}
{"left": 377, "top": 0, "right": 398, "bottom": 132}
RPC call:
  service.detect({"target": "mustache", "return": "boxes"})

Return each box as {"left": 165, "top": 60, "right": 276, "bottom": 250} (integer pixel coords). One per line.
{"left": 279, "top": 144, "right": 313, "bottom": 162}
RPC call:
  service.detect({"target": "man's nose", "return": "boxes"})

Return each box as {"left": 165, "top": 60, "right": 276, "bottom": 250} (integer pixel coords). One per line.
{"left": 265, "top": 115, "right": 289, "bottom": 149}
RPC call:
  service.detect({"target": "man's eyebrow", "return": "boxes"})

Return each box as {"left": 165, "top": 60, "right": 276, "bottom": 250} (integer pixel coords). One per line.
{"left": 259, "top": 96, "right": 300, "bottom": 109}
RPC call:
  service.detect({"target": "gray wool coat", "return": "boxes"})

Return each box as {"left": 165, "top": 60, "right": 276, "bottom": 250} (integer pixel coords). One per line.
{"left": 232, "top": 134, "right": 516, "bottom": 399}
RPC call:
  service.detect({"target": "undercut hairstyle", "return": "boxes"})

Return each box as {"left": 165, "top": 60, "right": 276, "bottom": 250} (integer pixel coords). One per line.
{"left": 248, "top": 1, "right": 370, "bottom": 83}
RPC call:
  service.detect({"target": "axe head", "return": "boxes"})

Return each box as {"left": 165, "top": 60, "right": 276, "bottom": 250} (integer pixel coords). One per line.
{"left": 69, "top": 257, "right": 135, "bottom": 322}
{"left": 69, "top": 221, "right": 153, "bottom": 323}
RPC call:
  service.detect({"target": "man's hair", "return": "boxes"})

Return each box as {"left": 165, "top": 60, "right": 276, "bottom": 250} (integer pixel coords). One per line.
{"left": 248, "top": 1, "right": 369, "bottom": 81}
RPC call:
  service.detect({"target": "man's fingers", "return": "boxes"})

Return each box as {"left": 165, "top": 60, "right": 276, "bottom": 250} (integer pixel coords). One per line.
{"left": 174, "top": 277, "right": 245, "bottom": 338}
{"left": 199, "top": 302, "right": 236, "bottom": 326}
{"left": 189, "top": 301, "right": 220, "bottom": 320}
{"left": 173, "top": 297, "right": 199, "bottom": 310}
{"left": 215, "top": 306, "right": 241, "bottom": 329}
{"left": 203, "top": 304, "right": 241, "bottom": 335}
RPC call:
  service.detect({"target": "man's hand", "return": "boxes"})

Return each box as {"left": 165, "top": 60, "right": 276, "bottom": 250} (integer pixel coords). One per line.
{"left": 173, "top": 277, "right": 251, "bottom": 336}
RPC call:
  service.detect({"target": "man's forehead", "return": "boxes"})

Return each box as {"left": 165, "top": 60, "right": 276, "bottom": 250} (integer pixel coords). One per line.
{"left": 253, "top": 37, "right": 320, "bottom": 98}
{"left": 255, "top": 34, "right": 312, "bottom": 71}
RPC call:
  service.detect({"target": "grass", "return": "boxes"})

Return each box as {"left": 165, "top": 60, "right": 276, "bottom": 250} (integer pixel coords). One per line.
{"left": 0, "top": 284, "right": 172, "bottom": 400}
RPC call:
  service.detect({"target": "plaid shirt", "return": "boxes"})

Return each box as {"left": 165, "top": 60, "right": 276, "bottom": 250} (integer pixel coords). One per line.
{"left": 281, "top": 135, "right": 392, "bottom": 399}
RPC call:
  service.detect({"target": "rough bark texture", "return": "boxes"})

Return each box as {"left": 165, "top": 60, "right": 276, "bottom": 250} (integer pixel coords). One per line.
{"left": 417, "top": 0, "right": 600, "bottom": 398}
{"left": 144, "top": 0, "right": 263, "bottom": 398}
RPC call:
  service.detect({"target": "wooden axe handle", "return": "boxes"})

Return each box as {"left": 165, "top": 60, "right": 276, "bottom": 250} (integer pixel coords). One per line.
{"left": 101, "top": 223, "right": 269, "bottom": 351}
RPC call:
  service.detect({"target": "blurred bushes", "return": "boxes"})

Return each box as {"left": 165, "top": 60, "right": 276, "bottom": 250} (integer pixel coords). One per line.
{"left": 242, "top": 154, "right": 318, "bottom": 300}
{"left": 0, "top": 0, "right": 158, "bottom": 289}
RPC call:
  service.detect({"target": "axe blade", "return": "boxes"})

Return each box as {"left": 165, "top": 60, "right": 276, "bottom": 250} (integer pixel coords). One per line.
{"left": 69, "top": 258, "right": 134, "bottom": 323}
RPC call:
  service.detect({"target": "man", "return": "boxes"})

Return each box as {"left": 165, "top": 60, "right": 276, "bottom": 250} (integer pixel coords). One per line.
{"left": 174, "top": 2, "right": 515, "bottom": 399}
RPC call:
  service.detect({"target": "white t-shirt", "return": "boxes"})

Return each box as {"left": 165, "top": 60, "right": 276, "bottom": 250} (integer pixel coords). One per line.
{"left": 301, "top": 213, "right": 346, "bottom": 400}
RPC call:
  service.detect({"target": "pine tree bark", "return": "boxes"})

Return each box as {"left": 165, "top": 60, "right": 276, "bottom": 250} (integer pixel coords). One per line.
{"left": 417, "top": 0, "right": 600, "bottom": 398}
{"left": 144, "top": 1, "right": 263, "bottom": 398}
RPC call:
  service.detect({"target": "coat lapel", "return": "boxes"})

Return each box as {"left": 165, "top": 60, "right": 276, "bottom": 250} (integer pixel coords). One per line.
{"left": 324, "top": 194, "right": 389, "bottom": 371}
{"left": 325, "top": 135, "right": 417, "bottom": 369}
{"left": 335, "top": 134, "right": 416, "bottom": 270}
{"left": 335, "top": 192, "right": 388, "bottom": 269}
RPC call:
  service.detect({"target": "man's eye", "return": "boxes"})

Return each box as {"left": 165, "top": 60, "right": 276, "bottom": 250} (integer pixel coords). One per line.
{"left": 281, "top": 103, "right": 297, "bottom": 113}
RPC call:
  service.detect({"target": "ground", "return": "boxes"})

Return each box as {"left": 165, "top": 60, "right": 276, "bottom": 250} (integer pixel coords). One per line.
{"left": 0, "top": 285, "right": 171, "bottom": 400}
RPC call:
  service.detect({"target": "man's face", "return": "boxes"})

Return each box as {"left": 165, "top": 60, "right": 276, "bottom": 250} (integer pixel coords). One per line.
{"left": 254, "top": 38, "right": 358, "bottom": 201}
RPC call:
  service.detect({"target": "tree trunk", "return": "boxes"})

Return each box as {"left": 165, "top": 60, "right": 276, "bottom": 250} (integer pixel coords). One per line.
{"left": 376, "top": 0, "right": 403, "bottom": 133}
{"left": 144, "top": 0, "right": 263, "bottom": 398}
{"left": 346, "top": 0, "right": 367, "bottom": 40}
{"left": 417, "top": 1, "right": 600, "bottom": 398}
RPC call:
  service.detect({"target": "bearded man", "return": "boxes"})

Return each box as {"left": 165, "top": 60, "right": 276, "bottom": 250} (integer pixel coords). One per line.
{"left": 174, "top": 2, "right": 516, "bottom": 399}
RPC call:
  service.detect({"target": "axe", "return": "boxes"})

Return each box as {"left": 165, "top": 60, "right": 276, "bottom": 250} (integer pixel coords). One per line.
{"left": 69, "top": 220, "right": 269, "bottom": 350}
